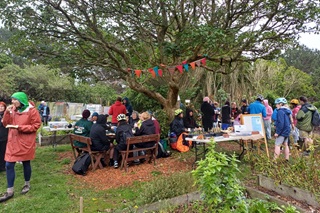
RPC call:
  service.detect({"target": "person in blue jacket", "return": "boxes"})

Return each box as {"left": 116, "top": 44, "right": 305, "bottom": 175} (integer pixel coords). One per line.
{"left": 274, "top": 98, "right": 292, "bottom": 161}
{"left": 248, "top": 94, "right": 267, "bottom": 118}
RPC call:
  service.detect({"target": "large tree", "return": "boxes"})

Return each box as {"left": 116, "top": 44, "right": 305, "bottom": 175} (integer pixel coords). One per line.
{"left": 1, "top": 0, "right": 319, "bottom": 119}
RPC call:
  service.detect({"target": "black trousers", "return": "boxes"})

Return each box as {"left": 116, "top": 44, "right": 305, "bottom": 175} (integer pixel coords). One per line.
{"left": 113, "top": 144, "right": 133, "bottom": 161}
{"left": 0, "top": 140, "right": 7, "bottom": 170}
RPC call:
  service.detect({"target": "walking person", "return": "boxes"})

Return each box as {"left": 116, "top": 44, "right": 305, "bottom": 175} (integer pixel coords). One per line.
{"left": 0, "top": 92, "right": 41, "bottom": 202}
{"left": 0, "top": 102, "right": 9, "bottom": 172}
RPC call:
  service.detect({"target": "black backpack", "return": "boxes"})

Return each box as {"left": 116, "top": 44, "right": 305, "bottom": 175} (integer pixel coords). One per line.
{"left": 312, "top": 109, "right": 320, "bottom": 127}
{"left": 72, "top": 153, "right": 91, "bottom": 175}
{"left": 122, "top": 129, "right": 134, "bottom": 144}
{"left": 156, "top": 142, "right": 171, "bottom": 158}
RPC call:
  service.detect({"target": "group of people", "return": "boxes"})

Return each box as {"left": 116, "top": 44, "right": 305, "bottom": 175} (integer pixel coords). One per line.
{"left": 198, "top": 94, "right": 317, "bottom": 160}
{"left": 73, "top": 96, "right": 160, "bottom": 169}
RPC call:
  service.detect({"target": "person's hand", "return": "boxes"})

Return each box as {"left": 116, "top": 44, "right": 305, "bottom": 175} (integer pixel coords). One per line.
{"left": 274, "top": 133, "right": 278, "bottom": 138}
{"left": 6, "top": 105, "right": 14, "bottom": 113}
{"left": 134, "top": 123, "right": 138, "bottom": 128}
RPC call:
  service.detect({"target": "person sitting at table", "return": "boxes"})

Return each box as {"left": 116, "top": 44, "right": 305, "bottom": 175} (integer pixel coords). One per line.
{"left": 183, "top": 108, "right": 200, "bottom": 130}
{"left": 129, "top": 111, "right": 140, "bottom": 128}
{"left": 89, "top": 114, "right": 110, "bottom": 167}
{"left": 170, "top": 109, "right": 190, "bottom": 152}
{"left": 133, "top": 112, "right": 156, "bottom": 164}
{"left": 73, "top": 109, "right": 93, "bottom": 149}
{"left": 113, "top": 114, "right": 134, "bottom": 169}
{"left": 91, "top": 112, "right": 99, "bottom": 123}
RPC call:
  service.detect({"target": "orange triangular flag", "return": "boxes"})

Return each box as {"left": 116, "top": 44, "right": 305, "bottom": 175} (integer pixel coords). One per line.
{"left": 168, "top": 67, "right": 175, "bottom": 75}
{"left": 201, "top": 58, "right": 206, "bottom": 66}
{"left": 176, "top": 65, "right": 183, "bottom": 74}
{"left": 190, "top": 62, "right": 196, "bottom": 70}
{"left": 135, "top": 70, "right": 142, "bottom": 78}
{"left": 195, "top": 60, "right": 201, "bottom": 67}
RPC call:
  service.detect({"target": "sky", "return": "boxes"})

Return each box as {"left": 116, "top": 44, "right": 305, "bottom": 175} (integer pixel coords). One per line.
{"left": 299, "top": 33, "right": 320, "bottom": 50}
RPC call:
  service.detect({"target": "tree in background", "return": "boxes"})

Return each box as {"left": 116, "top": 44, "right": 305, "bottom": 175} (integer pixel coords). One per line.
{"left": 1, "top": 0, "right": 319, "bottom": 120}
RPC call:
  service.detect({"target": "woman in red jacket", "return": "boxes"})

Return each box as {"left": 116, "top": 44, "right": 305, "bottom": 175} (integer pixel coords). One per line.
{"left": 0, "top": 92, "right": 41, "bottom": 203}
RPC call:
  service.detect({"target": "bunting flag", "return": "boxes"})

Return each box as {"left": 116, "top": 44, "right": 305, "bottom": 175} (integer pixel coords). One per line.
{"left": 190, "top": 62, "right": 196, "bottom": 70}
{"left": 148, "top": 68, "right": 156, "bottom": 78}
{"left": 128, "top": 56, "right": 226, "bottom": 78}
{"left": 201, "top": 58, "right": 206, "bottom": 66}
{"left": 153, "top": 66, "right": 159, "bottom": 76}
{"left": 183, "top": 64, "right": 189, "bottom": 72}
{"left": 135, "top": 70, "right": 142, "bottom": 77}
{"left": 176, "top": 65, "right": 183, "bottom": 74}
{"left": 168, "top": 67, "right": 175, "bottom": 75}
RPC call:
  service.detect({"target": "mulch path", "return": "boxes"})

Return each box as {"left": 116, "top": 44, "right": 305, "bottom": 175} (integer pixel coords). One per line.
{"left": 58, "top": 151, "right": 194, "bottom": 190}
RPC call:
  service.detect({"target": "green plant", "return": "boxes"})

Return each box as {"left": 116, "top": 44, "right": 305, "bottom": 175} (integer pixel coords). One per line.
{"left": 136, "top": 172, "right": 196, "bottom": 205}
{"left": 192, "top": 140, "right": 246, "bottom": 212}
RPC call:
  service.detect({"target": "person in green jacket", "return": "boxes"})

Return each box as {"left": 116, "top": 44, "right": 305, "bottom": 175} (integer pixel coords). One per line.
{"left": 296, "top": 96, "right": 316, "bottom": 155}
{"left": 73, "top": 109, "right": 93, "bottom": 148}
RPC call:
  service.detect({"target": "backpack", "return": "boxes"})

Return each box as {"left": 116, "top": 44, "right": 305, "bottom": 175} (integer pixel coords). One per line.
{"left": 72, "top": 153, "right": 91, "bottom": 175}
{"left": 156, "top": 141, "right": 171, "bottom": 158}
{"left": 312, "top": 109, "right": 320, "bottom": 127}
{"left": 122, "top": 129, "right": 134, "bottom": 144}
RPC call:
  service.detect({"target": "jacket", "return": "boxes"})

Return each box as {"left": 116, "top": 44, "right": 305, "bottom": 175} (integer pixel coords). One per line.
{"left": 221, "top": 105, "right": 231, "bottom": 123}
{"left": 116, "top": 122, "right": 133, "bottom": 145}
{"left": 263, "top": 100, "right": 273, "bottom": 121}
{"left": 73, "top": 118, "right": 93, "bottom": 147}
{"left": 183, "top": 108, "right": 199, "bottom": 129}
{"left": 248, "top": 100, "right": 267, "bottom": 118}
{"left": 0, "top": 112, "right": 8, "bottom": 142}
{"left": 2, "top": 101, "right": 41, "bottom": 162}
{"left": 200, "top": 101, "right": 214, "bottom": 129}
{"left": 108, "top": 101, "right": 127, "bottom": 124}
{"left": 135, "top": 118, "right": 156, "bottom": 136}
{"left": 296, "top": 103, "right": 316, "bottom": 132}
{"left": 90, "top": 115, "right": 110, "bottom": 151}
{"left": 123, "top": 97, "right": 133, "bottom": 116}
{"left": 275, "top": 107, "right": 292, "bottom": 137}
{"left": 291, "top": 105, "right": 301, "bottom": 126}
{"left": 170, "top": 117, "right": 185, "bottom": 137}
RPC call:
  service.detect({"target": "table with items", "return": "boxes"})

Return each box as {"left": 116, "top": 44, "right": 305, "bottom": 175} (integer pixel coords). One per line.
{"left": 185, "top": 132, "right": 267, "bottom": 167}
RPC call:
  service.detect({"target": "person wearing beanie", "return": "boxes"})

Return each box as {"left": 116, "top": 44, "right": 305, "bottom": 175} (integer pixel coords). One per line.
{"left": 91, "top": 112, "right": 99, "bottom": 123}
{"left": 0, "top": 92, "right": 41, "bottom": 203}
{"left": 0, "top": 102, "right": 8, "bottom": 172}
{"left": 73, "top": 109, "right": 93, "bottom": 148}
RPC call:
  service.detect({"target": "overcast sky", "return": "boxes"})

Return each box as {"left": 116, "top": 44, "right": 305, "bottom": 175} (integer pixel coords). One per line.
{"left": 299, "top": 33, "right": 320, "bottom": 50}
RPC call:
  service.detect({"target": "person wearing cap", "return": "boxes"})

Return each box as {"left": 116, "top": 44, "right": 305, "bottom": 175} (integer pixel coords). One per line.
{"left": 248, "top": 94, "right": 267, "bottom": 118}
{"left": 0, "top": 102, "right": 8, "bottom": 173}
{"left": 290, "top": 99, "right": 301, "bottom": 126}
{"left": 0, "top": 92, "right": 41, "bottom": 202}
{"left": 73, "top": 109, "right": 93, "bottom": 148}
{"left": 113, "top": 114, "right": 133, "bottom": 168}
{"left": 274, "top": 98, "right": 292, "bottom": 161}
{"left": 200, "top": 97, "right": 214, "bottom": 132}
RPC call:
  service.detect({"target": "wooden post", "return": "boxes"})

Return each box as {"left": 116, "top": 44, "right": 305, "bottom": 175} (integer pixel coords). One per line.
{"left": 80, "top": 197, "right": 83, "bottom": 213}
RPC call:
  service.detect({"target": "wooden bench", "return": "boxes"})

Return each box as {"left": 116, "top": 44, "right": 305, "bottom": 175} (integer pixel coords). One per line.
{"left": 120, "top": 134, "right": 160, "bottom": 172}
{"left": 69, "top": 134, "right": 108, "bottom": 171}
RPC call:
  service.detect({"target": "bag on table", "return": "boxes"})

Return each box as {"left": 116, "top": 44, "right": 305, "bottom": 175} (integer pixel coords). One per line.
{"left": 72, "top": 153, "right": 91, "bottom": 175}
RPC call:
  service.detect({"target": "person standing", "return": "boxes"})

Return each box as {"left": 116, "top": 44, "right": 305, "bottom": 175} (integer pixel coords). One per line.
{"left": 122, "top": 97, "right": 133, "bottom": 117}
{"left": 200, "top": 97, "right": 214, "bottom": 132}
{"left": 290, "top": 99, "right": 301, "bottom": 145}
{"left": 221, "top": 101, "right": 232, "bottom": 130}
{"left": 39, "top": 101, "right": 50, "bottom": 126}
{"left": 248, "top": 94, "right": 267, "bottom": 118}
{"left": 296, "top": 96, "right": 316, "bottom": 156}
{"left": 0, "top": 92, "right": 41, "bottom": 202}
{"left": 0, "top": 102, "right": 9, "bottom": 172}
{"left": 273, "top": 98, "right": 291, "bottom": 161}
{"left": 240, "top": 99, "right": 249, "bottom": 114}
{"left": 108, "top": 97, "right": 127, "bottom": 126}
{"left": 263, "top": 99, "right": 273, "bottom": 140}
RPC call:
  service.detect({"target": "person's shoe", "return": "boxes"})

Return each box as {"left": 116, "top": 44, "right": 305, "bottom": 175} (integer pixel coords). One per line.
{"left": 114, "top": 161, "right": 119, "bottom": 169}
{"left": 100, "top": 158, "right": 107, "bottom": 168}
{"left": 0, "top": 192, "right": 14, "bottom": 203}
{"left": 108, "top": 159, "right": 114, "bottom": 167}
{"left": 21, "top": 185, "right": 30, "bottom": 194}
{"left": 133, "top": 160, "right": 140, "bottom": 165}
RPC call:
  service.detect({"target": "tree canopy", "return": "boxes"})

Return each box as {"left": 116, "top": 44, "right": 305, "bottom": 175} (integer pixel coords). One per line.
{"left": 1, "top": 0, "right": 319, "bottom": 118}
